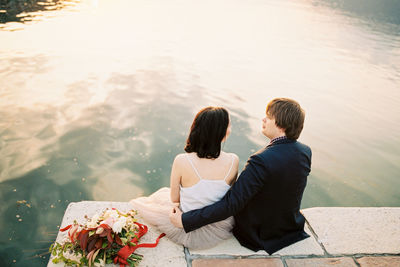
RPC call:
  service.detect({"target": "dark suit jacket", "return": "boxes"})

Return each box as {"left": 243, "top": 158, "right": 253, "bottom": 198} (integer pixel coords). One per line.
{"left": 182, "top": 138, "right": 312, "bottom": 254}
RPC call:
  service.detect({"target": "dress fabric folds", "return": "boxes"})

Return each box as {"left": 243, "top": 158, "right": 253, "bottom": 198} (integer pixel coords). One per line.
{"left": 130, "top": 187, "right": 234, "bottom": 249}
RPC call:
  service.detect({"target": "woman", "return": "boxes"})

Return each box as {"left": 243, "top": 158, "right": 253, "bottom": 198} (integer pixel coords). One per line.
{"left": 130, "top": 107, "right": 239, "bottom": 249}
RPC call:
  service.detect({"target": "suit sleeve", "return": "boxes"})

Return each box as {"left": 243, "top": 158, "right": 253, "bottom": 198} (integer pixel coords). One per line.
{"left": 182, "top": 153, "right": 268, "bottom": 233}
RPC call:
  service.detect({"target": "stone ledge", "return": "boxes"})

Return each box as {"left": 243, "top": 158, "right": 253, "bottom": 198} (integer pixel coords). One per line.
{"left": 285, "top": 257, "right": 358, "bottom": 267}
{"left": 192, "top": 258, "right": 284, "bottom": 267}
{"left": 189, "top": 223, "right": 324, "bottom": 256}
{"left": 48, "top": 203, "right": 400, "bottom": 267}
{"left": 356, "top": 256, "right": 400, "bottom": 267}
{"left": 302, "top": 207, "right": 400, "bottom": 254}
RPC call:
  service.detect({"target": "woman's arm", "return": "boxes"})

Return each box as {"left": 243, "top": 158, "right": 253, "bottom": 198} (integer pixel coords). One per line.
{"left": 228, "top": 154, "right": 240, "bottom": 185}
{"left": 170, "top": 155, "right": 182, "bottom": 204}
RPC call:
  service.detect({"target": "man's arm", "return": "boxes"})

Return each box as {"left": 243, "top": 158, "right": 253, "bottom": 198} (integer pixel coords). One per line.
{"left": 181, "top": 153, "right": 268, "bottom": 233}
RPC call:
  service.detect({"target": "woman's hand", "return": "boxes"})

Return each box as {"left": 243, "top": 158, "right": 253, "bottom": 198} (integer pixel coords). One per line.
{"left": 169, "top": 206, "right": 183, "bottom": 228}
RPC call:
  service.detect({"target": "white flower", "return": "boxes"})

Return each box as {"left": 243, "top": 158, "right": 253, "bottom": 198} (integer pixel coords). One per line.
{"left": 63, "top": 250, "right": 83, "bottom": 262}
{"left": 91, "top": 214, "right": 100, "bottom": 223}
{"left": 86, "top": 220, "right": 99, "bottom": 228}
{"left": 100, "top": 217, "right": 115, "bottom": 228}
{"left": 112, "top": 216, "right": 127, "bottom": 234}
{"left": 112, "top": 221, "right": 123, "bottom": 233}
{"left": 94, "top": 259, "right": 105, "bottom": 267}
{"left": 62, "top": 234, "right": 70, "bottom": 243}
{"left": 86, "top": 213, "right": 100, "bottom": 228}
{"left": 104, "top": 209, "right": 119, "bottom": 220}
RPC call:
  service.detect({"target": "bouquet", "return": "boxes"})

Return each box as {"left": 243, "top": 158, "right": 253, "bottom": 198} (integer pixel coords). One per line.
{"left": 49, "top": 208, "right": 165, "bottom": 267}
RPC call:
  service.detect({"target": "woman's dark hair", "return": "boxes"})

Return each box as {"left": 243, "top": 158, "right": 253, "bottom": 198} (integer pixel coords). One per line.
{"left": 184, "top": 107, "right": 229, "bottom": 159}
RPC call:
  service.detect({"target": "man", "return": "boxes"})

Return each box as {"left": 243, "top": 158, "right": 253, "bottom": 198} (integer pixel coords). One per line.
{"left": 170, "top": 98, "right": 312, "bottom": 254}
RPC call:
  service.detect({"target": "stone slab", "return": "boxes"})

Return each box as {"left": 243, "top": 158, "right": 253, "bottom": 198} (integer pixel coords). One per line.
{"left": 192, "top": 258, "right": 284, "bottom": 267}
{"left": 189, "top": 235, "right": 268, "bottom": 256}
{"left": 286, "top": 257, "right": 357, "bottom": 267}
{"left": 47, "top": 201, "right": 186, "bottom": 267}
{"left": 189, "top": 223, "right": 324, "bottom": 256}
{"left": 357, "top": 256, "right": 400, "bottom": 267}
{"left": 302, "top": 207, "right": 400, "bottom": 254}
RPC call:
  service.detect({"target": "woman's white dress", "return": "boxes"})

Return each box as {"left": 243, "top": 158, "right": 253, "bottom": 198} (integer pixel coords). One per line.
{"left": 129, "top": 154, "right": 235, "bottom": 249}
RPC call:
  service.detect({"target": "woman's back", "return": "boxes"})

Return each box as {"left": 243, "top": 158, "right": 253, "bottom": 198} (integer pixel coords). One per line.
{"left": 178, "top": 152, "right": 238, "bottom": 212}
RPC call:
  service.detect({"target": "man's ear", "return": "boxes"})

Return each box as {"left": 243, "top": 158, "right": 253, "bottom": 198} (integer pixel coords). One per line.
{"left": 277, "top": 125, "right": 286, "bottom": 134}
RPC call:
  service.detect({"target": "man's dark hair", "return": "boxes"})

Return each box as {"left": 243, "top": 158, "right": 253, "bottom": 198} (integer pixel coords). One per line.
{"left": 184, "top": 107, "right": 229, "bottom": 159}
{"left": 266, "top": 98, "right": 305, "bottom": 140}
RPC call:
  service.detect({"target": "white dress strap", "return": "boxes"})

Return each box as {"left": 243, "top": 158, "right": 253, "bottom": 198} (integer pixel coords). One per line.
{"left": 223, "top": 154, "right": 235, "bottom": 181}
{"left": 185, "top": 154, "right": 203, "bottom": 180}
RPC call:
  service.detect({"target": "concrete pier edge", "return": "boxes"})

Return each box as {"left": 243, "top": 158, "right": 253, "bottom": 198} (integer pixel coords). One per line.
{"left": 48, "top": 202, "right": 400, "bottom": 267}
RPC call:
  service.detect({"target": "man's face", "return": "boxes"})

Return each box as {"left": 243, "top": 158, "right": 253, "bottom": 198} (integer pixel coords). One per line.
{"left": 262, "top": 114, "right": 281, "bottom": 139}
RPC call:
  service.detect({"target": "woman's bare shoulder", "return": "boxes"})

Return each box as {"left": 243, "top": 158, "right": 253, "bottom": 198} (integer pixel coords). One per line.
{"left": 174, "top": 153, "right": 187, "bottom": 163}
{"left": 223, "top": 152, "right": 239, "bottom": 161}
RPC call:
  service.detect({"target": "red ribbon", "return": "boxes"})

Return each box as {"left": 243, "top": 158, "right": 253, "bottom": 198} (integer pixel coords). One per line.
{"left": 60, "top": 225, "right": 72, "bottom": 231}
{"left": 113, "top": 222, "right": 166, "bottom": 266}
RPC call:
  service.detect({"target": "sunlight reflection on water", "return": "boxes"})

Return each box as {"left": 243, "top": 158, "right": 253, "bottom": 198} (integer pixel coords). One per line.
{"left": 0, "top": 0, "right": 399, "bottom": 265}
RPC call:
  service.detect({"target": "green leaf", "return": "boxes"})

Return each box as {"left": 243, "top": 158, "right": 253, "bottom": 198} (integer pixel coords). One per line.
{"left": 81, "top": 256, "right": 88, "bottom": 265}
{"left": 120, "top": 237, "right": 128, "bottom": 245}
{"left": 129, "top": 253, "right": 142, "bottom": 260}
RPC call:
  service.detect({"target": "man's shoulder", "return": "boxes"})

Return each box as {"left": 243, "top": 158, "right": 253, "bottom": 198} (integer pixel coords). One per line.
{"left": 258, "top": 140, "right": 311, "bottom": 156}
{"left": 294, "top": 140, "right": 312, "bottom": 154}
{"left": 250, "top": 140, "right": 311, "bottom": 158}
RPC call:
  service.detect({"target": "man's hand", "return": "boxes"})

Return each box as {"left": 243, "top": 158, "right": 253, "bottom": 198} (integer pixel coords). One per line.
{"left": 169, "top": 206, "right": 183, "bottom": 228}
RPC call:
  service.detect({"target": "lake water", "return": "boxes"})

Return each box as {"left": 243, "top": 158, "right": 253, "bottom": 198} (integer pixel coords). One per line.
{"left": 0, "top": 0, "right": 399, "bottom": 265}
